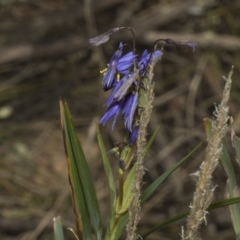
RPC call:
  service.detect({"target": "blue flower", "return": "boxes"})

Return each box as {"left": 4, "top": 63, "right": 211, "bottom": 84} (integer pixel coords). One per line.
{"left": 117, "top": 52, "right": 137, "bottom": 74}
{"left": 138, "top": 50, "right": 162, "bottom": 73}
{"left": 100, "top": 101, "right": 123, "bottom": 130}
{"left": 122, "top": 92, "right": 138, "bottom": 132}
{"left": 152, "top": 50, "right": 162, "bottom": 61}
{"left": 113, "top": 70, "right": 139, "bottom": 102}
{"left": 105, "top": 75, "right": 129, "bottom": 107}
{"left": 103, "top": 78, "right": 118, "bottom": 91}
{"left": 129, "top": 126, "right": 139, "bottom": 144}
{"left": 138, "top": 50, "right": 149, "bottom": 71}
{"left": 102, "top": 43, "right": 123, "bottom": 89}
{"left": 105, "top": 69, "right": 139, "bottom": 107}
{"left": 100, "top": 92, "right": 138, "bottom": 132}
{"left": 100, "top": 46, "right": 162, "bottom": 133}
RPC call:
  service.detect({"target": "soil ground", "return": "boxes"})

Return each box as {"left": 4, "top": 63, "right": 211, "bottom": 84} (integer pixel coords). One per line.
{"left": 0, "top": 0, "right": 240, "bottom": 239}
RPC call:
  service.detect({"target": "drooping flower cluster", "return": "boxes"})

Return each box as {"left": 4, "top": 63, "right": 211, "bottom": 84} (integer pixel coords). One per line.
{"left": 99, "top": 43, "right": 162, "bottom": 144}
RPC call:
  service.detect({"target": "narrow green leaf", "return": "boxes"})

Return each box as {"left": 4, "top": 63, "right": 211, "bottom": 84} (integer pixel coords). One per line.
{"left": 53, "top": 216, "right": 65, "bottom": 240}
{"left": 141, "top": 197, "right": 240, "bottom": 238}
{"left": 60, "top": 101, "right": 102, "bottom": 240}
{"left": 109, "top": 128, "right": 160, "bottom": 239}
{"left": 119, "top": 165, "right": 136, "bottom": 214}
{"left": 144, "top": 126, "right": 160, "bottom": 157}
{"left": 64, "top": 102, "right": 102, "bottom": 240}
{"left": 60, "top": 101, "right": 91, "bottom": 240}
{"left": 204, "top": 119, "right": 240, "bottom": 239}
{"left": 203, "top": 118, "right": 212, "bottom": 139}
{"left": 233, "top": 133, "right": 240, "bottom": 166}
{"left": 208, "top": 197, "right": 240, "bottom": 210}
{"left": 96, "top": 124, "right": 116, "bottom": 210}
{"left": 114, "top": 213, "right": 129, "bottom": 240}
{"left": 221, "top": 143, "right": 237, "bottom": 189}
{"left": 220, "top": 142, "right": 240, "bottom": 239}
{"left": 113, "top": 142, "right": 202, "bottom": 239}
{"left": 141, "top": 142, "right": 202, "bottom": 203}
{"left": 96, "top": 124, "right": 117, "bottom": 239}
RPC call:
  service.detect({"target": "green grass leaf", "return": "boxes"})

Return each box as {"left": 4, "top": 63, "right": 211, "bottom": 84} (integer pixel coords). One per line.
{"left": 53, "top": 216, "right": 65, "bottom": 240}
{"left": 60, "top": 100, "right": 102, "bottom": 240}
{"left": 233, "top": 133, "right": 240, "bottom": 166}
{"left": 141, "top": 197, "right": 240, "bottom": 238}
{"left": 205, "top": 119, "right": 240, "bottom": 239}
{"left": 221, "top": 142, "right": 240, "bottom": 239}
{"left": 114, "top": 213, "right": 129, "bottom": 240}
{"left": 113, "top": 142, "right": 202, "bottom": 239}
{"left": 141, "top": 142, "right": 202, "bottom": 203}
{"left": 95, "top": 124, "right": 116, "bottom": 239}
{"left": 144, "top": 126, "right": 160, "bottom": 157}
{"left": 96, "top": 124, "right": 116, "bottom": 211}
{"left": 119, "top": 165, "right": 136, "bottom": 214}
{"left": 203, "top": 118, "right": 212, "bottom": 139}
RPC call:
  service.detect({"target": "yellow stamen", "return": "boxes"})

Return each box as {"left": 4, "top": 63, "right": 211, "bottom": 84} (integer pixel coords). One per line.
{"left": 100, "top": 68, "right": 107, "bottom": 74}
{"left": 117, "top": 73, "right": 120, "bottom": 81}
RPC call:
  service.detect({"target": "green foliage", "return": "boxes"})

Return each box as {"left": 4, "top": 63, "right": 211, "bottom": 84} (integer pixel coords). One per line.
{"left": 53, "top": 216, "right": 65, "bottom": 240}
{"left": 60, "top": 100, "right": 102, "bottom": 240}
{"left": 204, "top": 118, "right": 240, "bottom": 240}
{"left": 113, "top": 142, "right": 202, "bottom": 239}
{"left": 141, "top": 142, "right": 202, "bottom": 204}
{"left": 221, "top": 142, "right": 240, "bottom": 240}
{"left": 141, "top": 197, "right": 240, "bottom": 238}
{"left": 56, "top": 101, "right": 240, "bottom": 240}
{"left": 96, "top": 124, "right": 117, "bottom": 239}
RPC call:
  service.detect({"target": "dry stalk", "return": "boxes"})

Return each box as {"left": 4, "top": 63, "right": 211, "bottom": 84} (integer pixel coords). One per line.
{"left": 183, "top": 67, "right": 234, "bottom": 240}
{"left": 126, "top": 56, "right": 160, "bottom": 240}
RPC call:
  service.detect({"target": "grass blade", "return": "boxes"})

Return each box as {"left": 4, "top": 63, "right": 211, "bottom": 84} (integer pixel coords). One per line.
{"left": 141, "top": 142, "right": 202, "bottom": 203}
{"left": 113, "top": 142, "right": 202, "bottom": 239}
{"left": 114, "top": 213, "right": 129, "bottom": 240}
{"left": 144, "top": 126, "right": 160, "bottom": 157}
{"left": 96, "top": 124, "right": 116, "bottom": 208}
{"left": 60, "top": 101, "right": 91, "bottom": 239}
{"left": 96, "top": 124, "right": 116, "bottom": 238}
{"left": 60, "top": 100, "right": 102, "bottom": 240}
{"left": 233, "top": 133, "right": 240, "bottom": 166}
{"left": 221, "top": 142, "right": 240, "bottom": 239}
{"left": 53, "top": 216, "right": 65, "bottom": 240}
{"left": 118, "top": 165, "right": 136, "bottom": 214}
{"left": 141, "top": 197, "right": 240, "bottom": 238}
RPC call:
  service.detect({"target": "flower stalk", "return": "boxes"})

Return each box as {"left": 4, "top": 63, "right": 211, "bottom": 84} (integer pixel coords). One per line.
{"left": 183, "top": 67, "right": 233, "bottom": 240}
{"left": 89, "top": 27, "right": 195, "bottom": 240}
{"left": 126, "top": 51, "right": 161, "bottom": 240}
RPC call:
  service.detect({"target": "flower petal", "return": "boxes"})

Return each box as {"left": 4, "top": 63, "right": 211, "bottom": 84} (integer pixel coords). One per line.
{"left": 113, "top": 70, "right": 139, "bottom": 101}
{"left": 100, "top": 102, "right": 121, "bottom": 126}
{"left": 102, "top": 43, "right": 123, "bottom": 89}
{"left": 105, "top": 75, "right": 128, "bottom": 107}
{"left": 117, "top": 52, "right": 137, "bottom": 74}
{"left": 129, "top": 126, "right": 139, "bottom": 144}
{"left": 123, "top": 92, "right": 138, "bottom": 131}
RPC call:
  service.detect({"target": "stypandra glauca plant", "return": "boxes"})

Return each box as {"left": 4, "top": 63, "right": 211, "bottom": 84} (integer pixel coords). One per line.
{"left": 54, "top": 27, "right": 240, "bottom": 240}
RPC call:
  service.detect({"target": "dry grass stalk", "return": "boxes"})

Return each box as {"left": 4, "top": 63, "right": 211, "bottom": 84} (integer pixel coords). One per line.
{"left": 126, "top": 57, "right": 160, "bottom": 240}
{"left": 183, "top": 67, "right": 234, "bottom": 239}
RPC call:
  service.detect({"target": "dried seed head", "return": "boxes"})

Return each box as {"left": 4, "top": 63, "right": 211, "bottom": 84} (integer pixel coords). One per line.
{"left": 154, "top": 38, "right": 197, "bottom": 51}
{"left": 89, "top": 28, "right": 120, "bottom": 47}
{"left": 165, "top": 39, "right": 197, "bottom": 51}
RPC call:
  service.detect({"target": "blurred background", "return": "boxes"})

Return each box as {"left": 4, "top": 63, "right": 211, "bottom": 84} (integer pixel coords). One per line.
{"left": 0, "top": 0, "right": 240, "bottom": 239}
